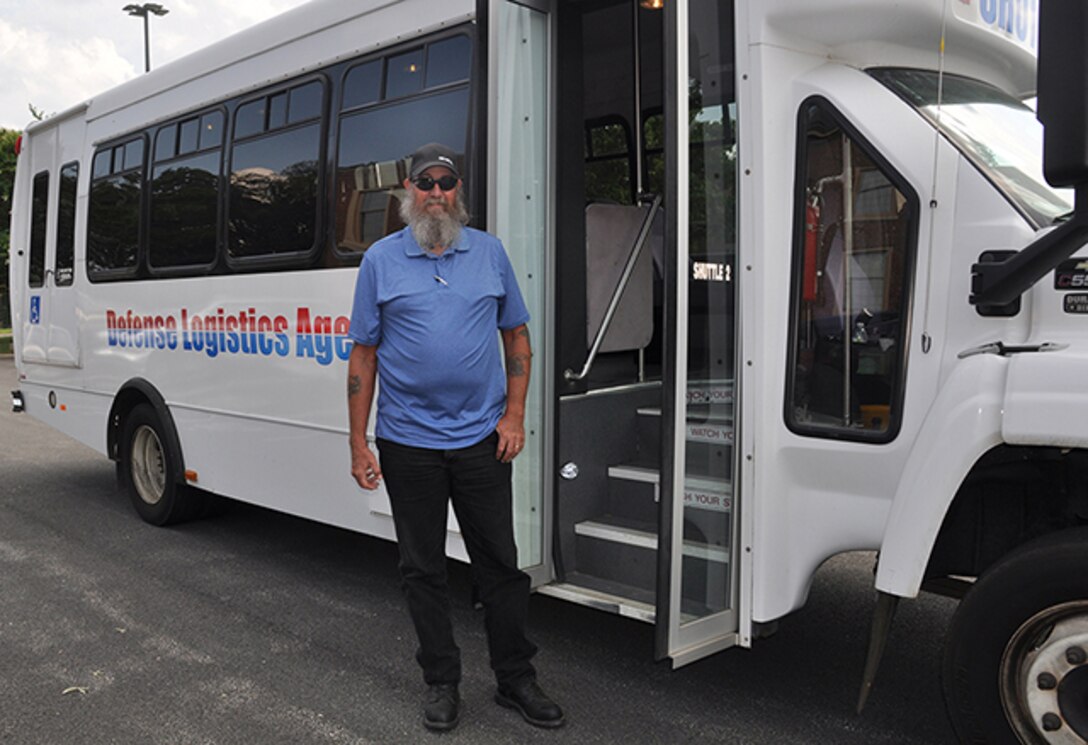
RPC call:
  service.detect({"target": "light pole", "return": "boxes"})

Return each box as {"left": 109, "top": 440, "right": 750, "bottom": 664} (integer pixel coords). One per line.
{"left": 123, "top": 3, "right": 169, "bottom": 73}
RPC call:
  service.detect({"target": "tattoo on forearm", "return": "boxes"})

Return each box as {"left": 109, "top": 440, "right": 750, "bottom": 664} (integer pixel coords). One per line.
{"left": 348, "top": 375, "right": 362, "bottom": 397}
{"left": 517, "top": 327, "right": 530, "bottom": 341}
{"left": 506, "top": 353, "right": 529, "bottom": 377}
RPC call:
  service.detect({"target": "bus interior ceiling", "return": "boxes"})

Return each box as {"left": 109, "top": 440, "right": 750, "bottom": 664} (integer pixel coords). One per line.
{"left": 552, "top": 0, "right": 668, "bottom": 612}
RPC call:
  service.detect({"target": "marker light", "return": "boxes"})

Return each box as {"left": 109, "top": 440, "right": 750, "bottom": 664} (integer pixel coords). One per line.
{"left": 13, "top": 135, "right": 21, "bottom": 156}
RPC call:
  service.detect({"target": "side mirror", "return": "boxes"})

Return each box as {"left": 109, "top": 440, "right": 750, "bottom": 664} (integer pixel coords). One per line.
{"left": 1037, "top": 0, "right": 1088, "bottom": 188}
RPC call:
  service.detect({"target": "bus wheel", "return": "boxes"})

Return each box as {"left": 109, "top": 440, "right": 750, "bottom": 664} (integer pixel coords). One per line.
{"left": 943, "top": 527, "right": 1088, "bottom": 745}
{"left": 121, "top": 403, "right": 198, "bottom": 525}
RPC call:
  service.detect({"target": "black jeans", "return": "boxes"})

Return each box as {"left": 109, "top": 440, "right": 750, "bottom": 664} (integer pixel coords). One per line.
{"left": 377, "top": 433, "right": 537, "bottom": 687}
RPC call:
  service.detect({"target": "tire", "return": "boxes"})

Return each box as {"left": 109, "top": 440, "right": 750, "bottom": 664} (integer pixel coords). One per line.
{"left": 943, "top": 527, "right": 1088, "bottom": 744}
{"left": 121, "top": 403, "right": 203, "bottom": 526}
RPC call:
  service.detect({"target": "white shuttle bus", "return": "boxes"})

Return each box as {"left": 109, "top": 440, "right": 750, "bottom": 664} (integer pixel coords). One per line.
{"left": 9, "top": 0, "right": 1088, "bottom": 741}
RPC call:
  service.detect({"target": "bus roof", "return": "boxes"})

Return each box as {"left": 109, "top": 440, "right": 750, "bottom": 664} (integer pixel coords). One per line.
{"left": 27, "top": 0, "right": 474, "bottom": 137}
{"left": 754, "top": 0, "right": 1038, "bottom": 97}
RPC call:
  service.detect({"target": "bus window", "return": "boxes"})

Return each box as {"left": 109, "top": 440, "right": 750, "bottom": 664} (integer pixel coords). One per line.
{"left": 228, "top": 79, "right": 326, "bottom": 261}
{"left": 386, "top": 48, "right": 424, "bottom": 99}
{"left": 199, "top": 111, "right": 224, "bottom": 150}
{"left": 289, "top": 82, "right": 323, "bottom": 124}
{"left": 28, "top": 171, "right": 49, "bottom": 289}
{"left": 333, "top": 35, "right": 473, "bottom": 259}
{"left": 234, "top": 99, "right": 265, "bottom": 140}
{"left": 335, "top": 87, "right": 470, "bottom": 255}
{"left": 786, "top": 100, "right": 917, "bottom": 441}
{"left": 178, "top": 117, "right": 200, "bottom": 155}
{"left": 150, "top": 108, "right": 225, "bottom": 271}
{"left": 88, "top": 136, "right": 144, "bottom": 279}
{"left": 55, "top": 162, "right": 78, "bottom": 287}
{"left": 155, "top": 123, "right": 177, "bottom": 162}
{"left": 268, "top": 92, "right": 288, "bottom": 130}
{"left": 425, "top": 36, "right": 471, "bottom": 88}
{"left": 643, "top": 112, "right": 664, "bottom": 198}
{"left": 343, "top": 60, "right": 382, "bottom": 110}
{"left": 585, "top": 118, "right": 633, "bottom": 204}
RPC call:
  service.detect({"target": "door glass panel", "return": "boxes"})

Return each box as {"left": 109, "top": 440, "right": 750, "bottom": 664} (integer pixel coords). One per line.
{"left": 56, "top": 162, "right": 78, "bottom": 287}
{"left": 679, "top": 0, "right": 737, "bottom": 624}
{"left": 28, "top": 171, "right": 49, "bottom": 289}
{"left": 491, "top": 0, "right": 548, "bottom": 569}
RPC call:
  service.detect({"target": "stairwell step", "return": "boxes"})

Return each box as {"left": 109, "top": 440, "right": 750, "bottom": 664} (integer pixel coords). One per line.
{"left": 608, "top": 465, "right": 733, "bottom": 497}
{"left": 574, "top": 518, "right": 731, "bottom": 564}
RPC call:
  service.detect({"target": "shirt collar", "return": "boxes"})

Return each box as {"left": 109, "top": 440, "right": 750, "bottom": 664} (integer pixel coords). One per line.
{"left": 401, "top": 226, "right": 471, "bottom": 257}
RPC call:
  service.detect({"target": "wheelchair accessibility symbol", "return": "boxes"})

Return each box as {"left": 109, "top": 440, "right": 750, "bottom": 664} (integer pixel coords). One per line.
{"left": 29, "top": 296, "right": 41, "bottom": 325}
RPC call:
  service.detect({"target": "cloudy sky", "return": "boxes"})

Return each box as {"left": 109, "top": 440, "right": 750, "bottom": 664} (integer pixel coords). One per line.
{"left": 0, "top": 0, "right": 311, "bottom": 131}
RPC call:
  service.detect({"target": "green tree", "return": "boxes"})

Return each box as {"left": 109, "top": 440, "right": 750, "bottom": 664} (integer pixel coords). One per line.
{"left": 0, "top": 127, "right": 19, "bottom": 328}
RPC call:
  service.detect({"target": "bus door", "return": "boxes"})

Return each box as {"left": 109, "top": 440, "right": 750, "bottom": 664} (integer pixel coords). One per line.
{"left": 18, "top": 118, "right": 82, "bottom": 368}
{"left": 488, "top": 0, "right": 740, "bottom": 665}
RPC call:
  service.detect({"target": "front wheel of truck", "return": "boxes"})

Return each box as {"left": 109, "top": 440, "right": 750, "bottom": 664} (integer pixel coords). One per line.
{"left": 943, "top": 527, "right": 1088, "bottom": 745}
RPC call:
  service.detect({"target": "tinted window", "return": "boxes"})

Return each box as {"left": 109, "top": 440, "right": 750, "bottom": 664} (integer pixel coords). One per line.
{"left": 343, "top": 60, "right": 382, "bottom": 110}
{"left": 178, "top": 117, "right": 199, "bottom": 155}
{"left": 335, "top": 87, "right": 470, "bottom": 254}
{"left": 88, "top": 171, "right": 141, "bottom": 275}
{"left": 150, "top": 151, "right": 220, "bottom": 268}
{"left": 230, "top": 123, "right": 321, "bottom": 259}
{"left": 28, "top": 171, "right": 49, "bottom": 288}
{"left": 235, "top": 99, "right": 265, "bottom": 139}
{"left": 92, "top": 150, "right": 111, "bottom": 179}
{"left": 55, "top": 162, "right": 78, "bottom": 286}
{"left": 155, "top": 123, "right": 177, "bottom": 161}
{"left": 268, "top": 92, "right": 288, "bottom": 130}
{"left": 386, "top": 49, "right": 424, "bottom": 99}
{"left": 289, "top": 81, "right": 323, "bottom": 124}
{"left": 786, "top": 101, "right": 916, "bottom": 442}
{"left": 426, "top": 36, "right": 471, "bottom": 88}
{"left": 200, "top": 111, "right": 224, "bottom": 149}
{"left": 585, "top": 120, "right": 632, "bottom": 204}
{"left": 123, "top": 140, "right": 144, "bottom": 171}
{"left": 88, "top": 138, "right": 144, "bottom": 277}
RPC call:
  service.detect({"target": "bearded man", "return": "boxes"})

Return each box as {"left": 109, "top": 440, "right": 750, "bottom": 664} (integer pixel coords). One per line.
{"left": 346, "top": 143, "right": 563, "bottom": 732}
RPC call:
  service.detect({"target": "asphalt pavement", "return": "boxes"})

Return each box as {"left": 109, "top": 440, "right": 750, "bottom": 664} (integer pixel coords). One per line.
{"left": 0, "top": 355, "right": 958, "bottom": 744}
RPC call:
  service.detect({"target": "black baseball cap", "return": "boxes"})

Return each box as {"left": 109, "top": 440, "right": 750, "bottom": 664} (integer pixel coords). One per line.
{"left": 408, "top": 142, "right": 461, "bottom": 180}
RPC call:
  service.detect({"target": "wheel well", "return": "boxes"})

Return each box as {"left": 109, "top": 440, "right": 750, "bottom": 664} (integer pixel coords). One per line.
{"left": 926, "top": 445, "right": 1088, "bottom": 581}
{"left": 107, "top": 380, "right": 185, "bottom": 482}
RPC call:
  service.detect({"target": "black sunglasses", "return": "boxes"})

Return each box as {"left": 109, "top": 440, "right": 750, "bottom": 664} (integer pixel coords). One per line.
{"left": 412, "top": 174, "right": 459, "bottom": 192}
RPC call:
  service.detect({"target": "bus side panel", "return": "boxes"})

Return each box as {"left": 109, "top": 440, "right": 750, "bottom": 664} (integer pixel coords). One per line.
{"left": 16, "top": 383, "right": 112, "bottom": 456}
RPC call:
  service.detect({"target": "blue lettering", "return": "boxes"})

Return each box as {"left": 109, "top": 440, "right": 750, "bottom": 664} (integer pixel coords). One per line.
{"left": 1015, "top": 0, "right": 1027, "bottom": 40}
{"left": 981, "top": 0, "right": 997, "bottom": 24}
{"left": 998, "top": 0, "right": 1013, "bottom": 32}
{"left": 204, "top": 325, "right": 219, "bottom": 358}
{"left": 188, "top": 316, "right": 203, "bottom": 352}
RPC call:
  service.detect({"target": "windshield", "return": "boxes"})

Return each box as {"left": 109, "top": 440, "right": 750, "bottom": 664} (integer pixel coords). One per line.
{"left": 869, "top": 68, "right": 1072, "bottom": 228}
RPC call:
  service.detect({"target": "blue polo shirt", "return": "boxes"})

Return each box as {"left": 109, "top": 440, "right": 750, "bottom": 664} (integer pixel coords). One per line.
{"left": 348, "top": 226, "right": 530, "bottom": 449}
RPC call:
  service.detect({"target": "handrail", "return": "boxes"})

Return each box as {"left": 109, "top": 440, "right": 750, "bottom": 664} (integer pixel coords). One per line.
{"left": 565, "top": 193, "right": 662, "bottom": 382}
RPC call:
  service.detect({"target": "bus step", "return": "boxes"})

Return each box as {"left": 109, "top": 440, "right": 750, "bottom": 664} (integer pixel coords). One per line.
{"left": 536, "top": 574, "right": 655, "bottom": 623}
{"left": 575, "top": 515, "right": 732, "bottom": 565}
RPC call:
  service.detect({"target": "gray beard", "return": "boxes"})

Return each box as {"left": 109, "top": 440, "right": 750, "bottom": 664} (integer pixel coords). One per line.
{"left": 400, "top": 191, "right": 469, "bottom": 251}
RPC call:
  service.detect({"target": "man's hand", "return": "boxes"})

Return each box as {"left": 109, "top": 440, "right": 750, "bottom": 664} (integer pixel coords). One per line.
{"left": 495, "top": 412, "right": 525, "bottom": 463}
{"left": 351, "top": 444, "right": 382, "bottom": 490}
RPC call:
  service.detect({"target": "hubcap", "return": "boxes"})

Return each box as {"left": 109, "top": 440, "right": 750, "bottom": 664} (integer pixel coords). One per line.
{"left": 1001, "top": 600, "right": 1088, "bottom": 744}
{"left": 130, "top": 424, "right": 166, "bottom": 505}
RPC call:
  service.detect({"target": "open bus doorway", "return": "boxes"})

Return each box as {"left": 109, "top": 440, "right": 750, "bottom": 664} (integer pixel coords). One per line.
{"left": 533, "top": 0, "right": 740, "bottom": 663}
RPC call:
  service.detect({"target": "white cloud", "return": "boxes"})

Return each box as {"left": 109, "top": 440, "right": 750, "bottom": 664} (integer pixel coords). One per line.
{"left": 0, "top": 0, "right": 309, "bottom": 131}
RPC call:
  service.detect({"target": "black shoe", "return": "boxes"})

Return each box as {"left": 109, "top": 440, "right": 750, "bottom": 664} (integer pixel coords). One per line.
{"left": 495, "top": 678, "right": 564, "bottom": 728}
{"left": 423, "top": 683, "right": 461, "bottom": 732}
